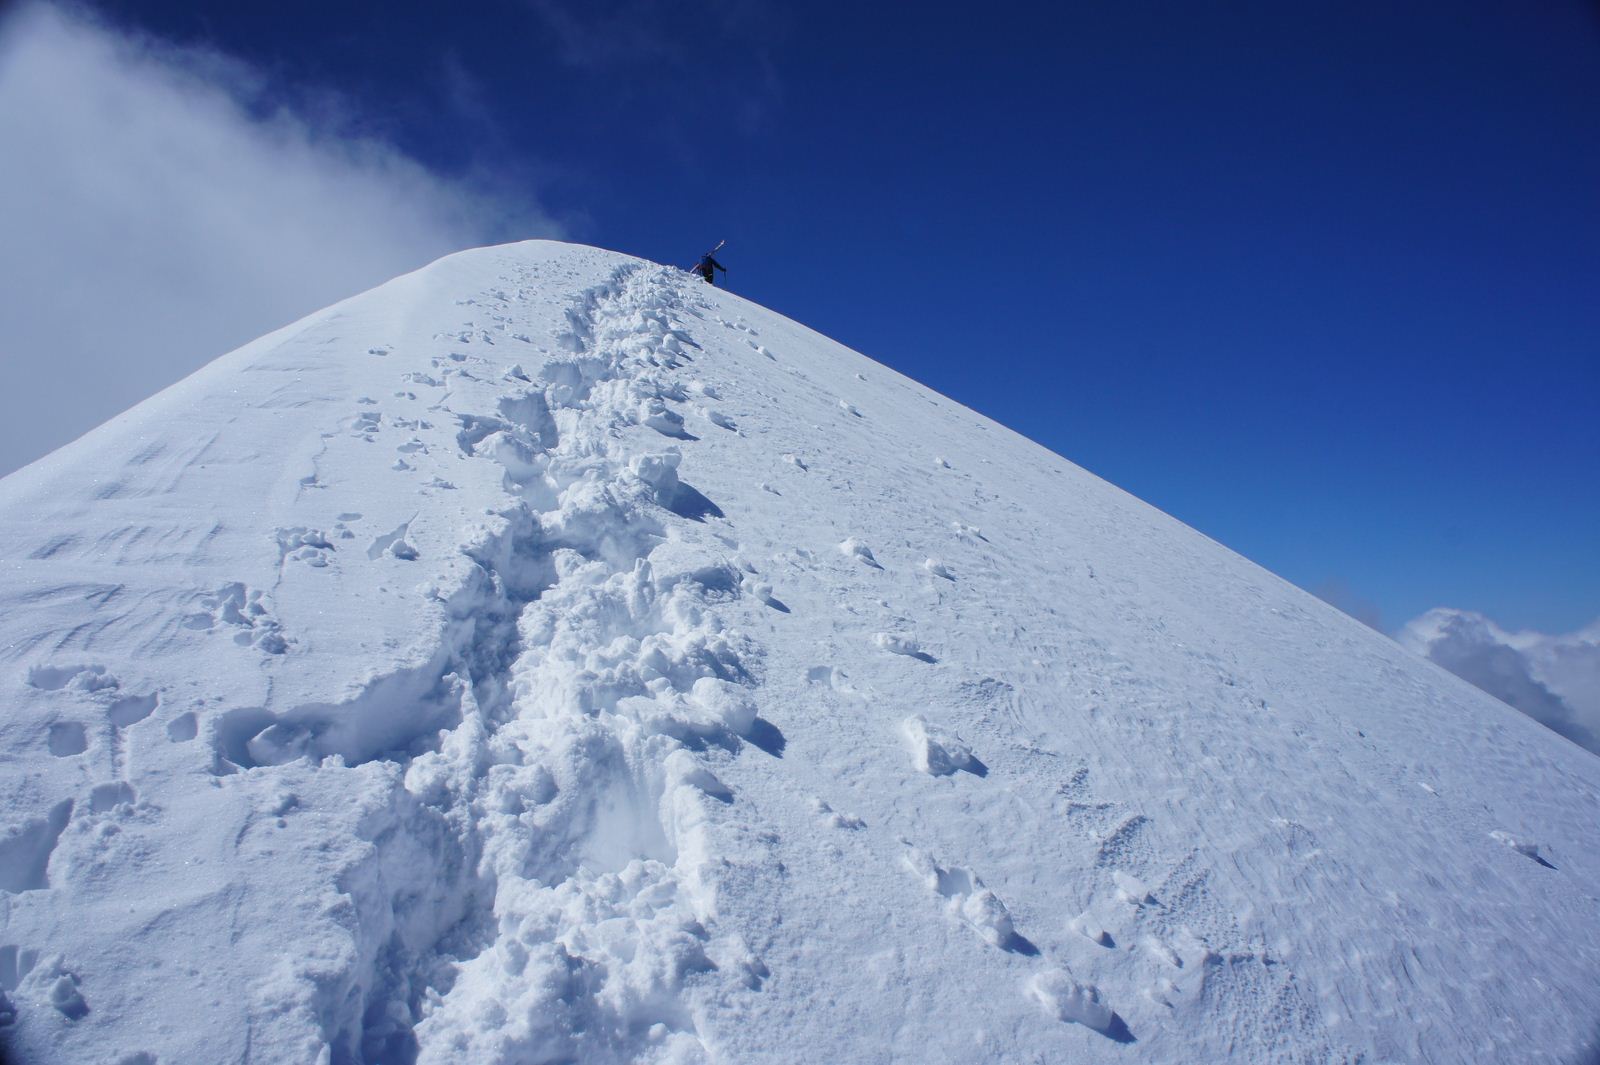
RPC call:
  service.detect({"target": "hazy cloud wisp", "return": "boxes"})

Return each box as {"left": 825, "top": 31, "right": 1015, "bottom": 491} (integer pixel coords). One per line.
{"left": 1400, "top": 608, "right": 1600, "bottom": 755}
{"left": 0, "top": 2, "right": 556, "bottom": 477}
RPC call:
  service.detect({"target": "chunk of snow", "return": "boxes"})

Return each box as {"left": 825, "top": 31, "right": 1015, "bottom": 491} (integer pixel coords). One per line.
{"left": 838, "top": 537, "right": 880, "bottom": 567}
{"left": 874, "top": 632, "right": 928, "bottom": 660}
{"left": 1490, "top": 830, "right": 1553, "bottom": 866}
{"left": 1114, "top": 870, "right": 1153, "bottom": 906}
{"left": 688, "top": 676, "right": 758, "bottom": 738}
{"left": 1030, "top": 968, "right": 1114, "bottom": 1031}
{"left": 1071, "top": 914, "right": 1113, "bottom": 947}
{"left": 903, "top": 848, "right": 1017, "bottom": 948}
{"left": 902, "top": 715, "right": 977, "bottom": 776}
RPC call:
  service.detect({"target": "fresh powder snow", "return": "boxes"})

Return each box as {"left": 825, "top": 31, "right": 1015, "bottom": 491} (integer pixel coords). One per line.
{"left": 0, "top": 241, "right": 1596, "bottom": 1064}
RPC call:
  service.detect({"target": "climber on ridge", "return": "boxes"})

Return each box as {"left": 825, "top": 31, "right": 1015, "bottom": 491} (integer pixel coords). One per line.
{"left": 693, "top": 241, "right": 726, "bottom": 286}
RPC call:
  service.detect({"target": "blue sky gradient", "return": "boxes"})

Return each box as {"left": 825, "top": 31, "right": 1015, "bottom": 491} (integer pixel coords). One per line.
{"left": 57, "top": 1, "right": 1600, "bottom": 631}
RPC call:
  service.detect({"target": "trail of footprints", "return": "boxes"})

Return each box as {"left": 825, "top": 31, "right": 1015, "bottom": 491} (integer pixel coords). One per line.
{"left": 4, "top": 665, "right": 157, "bottom": 1029}
{"left": 384, "top": 264, "right": 803, "bottom": 1062}
{"left": 183, "top": 583, "right": 288, "bottom": 653}
{"left": 406, "top": 269, "right": 1183, "bottom": 1049}
{"left": 4, "top": 265, "right": 780, "bottom": 1058}
{"left": 7, "top": 258, "right": 1349, "bottom": 1057}
{"left": 2, "top": 263, "right": 1132, "bottom": 1055}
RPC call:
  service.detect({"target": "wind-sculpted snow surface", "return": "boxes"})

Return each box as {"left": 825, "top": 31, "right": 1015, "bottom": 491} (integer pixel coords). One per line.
{"left": 0, "top": 242, "right": 1598, "bottom": 1065}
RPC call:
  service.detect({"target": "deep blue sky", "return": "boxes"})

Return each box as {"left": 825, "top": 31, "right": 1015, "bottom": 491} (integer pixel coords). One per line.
{"left": 89, "top": 0, "right": 1600, "bottom": 633}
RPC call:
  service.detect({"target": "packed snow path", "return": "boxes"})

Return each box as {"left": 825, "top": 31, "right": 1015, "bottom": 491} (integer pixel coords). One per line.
{"left": 1, "top": 242, "right": 1597, "bottom": 1065}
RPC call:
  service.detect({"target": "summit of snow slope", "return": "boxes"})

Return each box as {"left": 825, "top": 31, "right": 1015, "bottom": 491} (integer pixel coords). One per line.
{"left": 1, "top": 241, "right": 1597, "bottom": 1065}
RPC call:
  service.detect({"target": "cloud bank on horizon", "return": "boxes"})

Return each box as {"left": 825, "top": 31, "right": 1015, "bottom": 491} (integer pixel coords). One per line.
{"left": 1400, "top": 608, "right": 1600, "bottom": 755}
{"left": 0, "top": 2, "right": 554, "bottom": 478}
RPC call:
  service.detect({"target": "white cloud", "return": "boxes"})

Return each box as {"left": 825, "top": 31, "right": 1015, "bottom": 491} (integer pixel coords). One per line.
{"left": 1399, "top": 608, "right": 1600, "bottom": 755}
{"left": 0, "top": 2, "right": 557, "bottom": 477}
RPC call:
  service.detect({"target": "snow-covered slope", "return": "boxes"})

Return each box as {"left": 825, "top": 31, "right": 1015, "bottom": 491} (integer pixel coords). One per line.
{"left": 1, "top": 241, "right": 1596, "bottom": 1065}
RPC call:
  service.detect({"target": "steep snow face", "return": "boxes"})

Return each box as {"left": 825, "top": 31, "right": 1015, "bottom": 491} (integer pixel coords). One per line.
{"left": 0, "top": 241, "right": 1597, "bottom": 1065}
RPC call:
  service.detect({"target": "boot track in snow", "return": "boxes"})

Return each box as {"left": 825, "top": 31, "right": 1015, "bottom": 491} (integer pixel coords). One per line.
{"left": 3, "top": 242, "right": 1597, "bottom": 1065}
{"left": 207, "top": 264, "right": 778, "bottom": 1062}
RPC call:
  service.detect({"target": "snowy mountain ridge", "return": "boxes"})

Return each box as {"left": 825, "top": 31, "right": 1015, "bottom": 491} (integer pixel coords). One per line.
{"left": 0, "top": 241, "right": 1596, "bottom": 1065}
